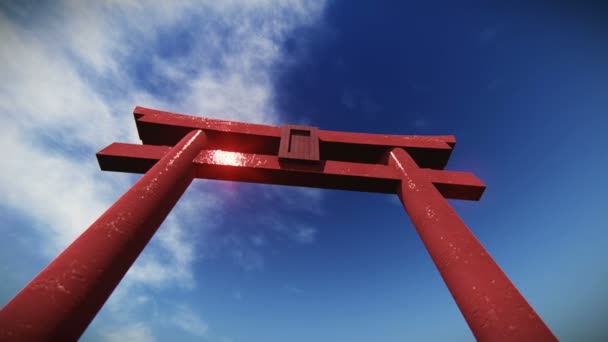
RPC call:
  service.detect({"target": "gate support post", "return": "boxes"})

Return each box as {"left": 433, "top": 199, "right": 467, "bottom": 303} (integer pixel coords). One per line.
{"left": 0, "top": 130, "right": 207, "bottom": 341}
{"left": 388, "top": 148, "right": 556, "bottom": 342}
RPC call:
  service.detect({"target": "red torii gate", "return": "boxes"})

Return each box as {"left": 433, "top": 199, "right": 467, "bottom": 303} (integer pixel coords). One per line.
{"left": 0, "top": 107, "right": 557, "bottom": 341}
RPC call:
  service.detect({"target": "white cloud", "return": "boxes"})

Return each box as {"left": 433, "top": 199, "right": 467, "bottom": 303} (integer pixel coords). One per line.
{"left": 251, "top": 234, "right": 266, "bottom": 247}
{"left": 0, "top": 0, "right": 326, "bottom": 339}
{"left": 263, "top": 185, "right": 325, "bottom": 215}
{"left": 283, "top": 285, "right": 304, "bottom": 294}
{"left": 170, "top": 305, "right": 210, "bottom": 338}
{"left": 0, "top": 125, "right": 124, "bottom": 254}
{"left": 101, "top": 322, "right": 156, "bottom": 342}
{"left": 254, "top": 208, "right": 320, "bottom": 245}
{"left": 229, "top": 242, "right": 265, "bottom": 272}
{"left": 291, "top": 225, "right": 318, "bottom": 244}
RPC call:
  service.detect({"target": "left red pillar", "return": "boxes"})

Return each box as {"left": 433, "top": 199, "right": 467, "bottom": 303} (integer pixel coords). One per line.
{"left": 0, "top": 130, "right": 206, "bottom": 341}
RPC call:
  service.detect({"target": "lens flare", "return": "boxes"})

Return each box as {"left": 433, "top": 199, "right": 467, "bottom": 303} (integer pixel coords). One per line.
{"left": 208, "top": 150, "right": 246, "bottom": 166}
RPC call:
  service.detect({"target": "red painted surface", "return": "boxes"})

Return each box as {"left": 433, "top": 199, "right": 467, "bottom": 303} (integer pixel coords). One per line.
{"left": 0, "top": 130, "right": 207, "bottom": 341}
{"left": 1, "top": 106, "right": 557, "bottom": 341}
{"left": 97, "top": 144, "right": 485, "bottom": 199}
{"left": 388, "top": 148, "right": 557, "bottom": 342}
{"left": 132, "top": 106, "right": 455, "bottom": 169}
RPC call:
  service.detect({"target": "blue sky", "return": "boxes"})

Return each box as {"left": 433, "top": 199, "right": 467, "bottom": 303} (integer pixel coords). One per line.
{"left": 1, "top": 1, "right": 607, "bottom": 341}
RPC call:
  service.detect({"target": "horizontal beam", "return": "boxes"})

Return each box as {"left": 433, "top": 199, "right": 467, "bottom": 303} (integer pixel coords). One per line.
{"left": 133, "top": 106, "right": 456, "bottom": 169}
{"left": 97, "top": 143, "right": 171, "bottom": 174}
{"left": 424, "top": 169, "right": 486, "bottom": 201}
{"left": 193, "top": 150, "right": 399, "bottom": 194}
{"left": 97, "top": 143, "right": 485, "bottom": 200}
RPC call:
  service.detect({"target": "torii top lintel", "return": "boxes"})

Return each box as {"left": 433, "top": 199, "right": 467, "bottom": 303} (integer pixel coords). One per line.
{"left": 97, "top": 106, "right": 485, "bottom": 200}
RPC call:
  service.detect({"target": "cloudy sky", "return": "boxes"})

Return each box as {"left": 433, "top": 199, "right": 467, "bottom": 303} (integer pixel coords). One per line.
{"left": 1, "top": 1, "right": 607, "bottom": 341}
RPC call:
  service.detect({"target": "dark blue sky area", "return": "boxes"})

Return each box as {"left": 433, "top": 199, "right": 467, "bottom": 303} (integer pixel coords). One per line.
{"left": 245, "top": 2, "right": 608, "bottom": 341}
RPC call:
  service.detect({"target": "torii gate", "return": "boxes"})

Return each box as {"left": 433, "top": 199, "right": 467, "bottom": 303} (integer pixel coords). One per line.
{"left": 0, "top": 107, "right": 557, "bottom": 341}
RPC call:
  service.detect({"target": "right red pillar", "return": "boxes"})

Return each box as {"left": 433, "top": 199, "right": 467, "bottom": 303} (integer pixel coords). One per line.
{"left": 388, "top": 148, "right": 557, "bottom": 342}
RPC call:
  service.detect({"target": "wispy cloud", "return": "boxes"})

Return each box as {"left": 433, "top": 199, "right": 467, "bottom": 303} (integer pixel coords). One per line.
{"left": 291, "top": 225, "right": 318, "bottom": 244}
{"left": 101, "top": 322, "right": 156, "bottom": 342}
{"left": 263, "top": 185, "right": 325, "bottom": 215}
{"left": 169, "top": 305, "right": 210, "bottom": 338}
{"left": 0, "top": 0, "right": 326, "bottom": 340}
{"left": 283, "top": 284, "right": 304, "bottom": 295}
{"left": 230, "top": 245, "right": 266, "bottom": 272}
{"left": 255, "top": 210, "right": 321, "bottom": 245}
{"left": 251, "top": 234, "right": 267, "bottom": 247}
{"left": 340, "top": 88, "right": 382, "bottom": 115}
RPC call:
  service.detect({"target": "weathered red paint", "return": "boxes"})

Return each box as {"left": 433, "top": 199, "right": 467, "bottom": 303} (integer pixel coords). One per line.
{"left": 0, "top": 130, "right": 207, "bottom": 341}
{"left": 132, "top": 106, "right": 455, "bottom": 169}
{"left": 0, "top": 106, "right": 557, "bottom": 341}
{"left": 388, "top": 148, "right": 557, "bottom": 342}
{"left": 97, "top": 144, "right": 485, "bottom": 199}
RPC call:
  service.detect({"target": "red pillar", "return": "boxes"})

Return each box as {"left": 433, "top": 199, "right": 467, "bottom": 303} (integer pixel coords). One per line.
{"left": 388, "top": 148, "right": 557, "bottom": 342}
{"left": 0, "top": 130, "right": 206, "bottom": 341}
